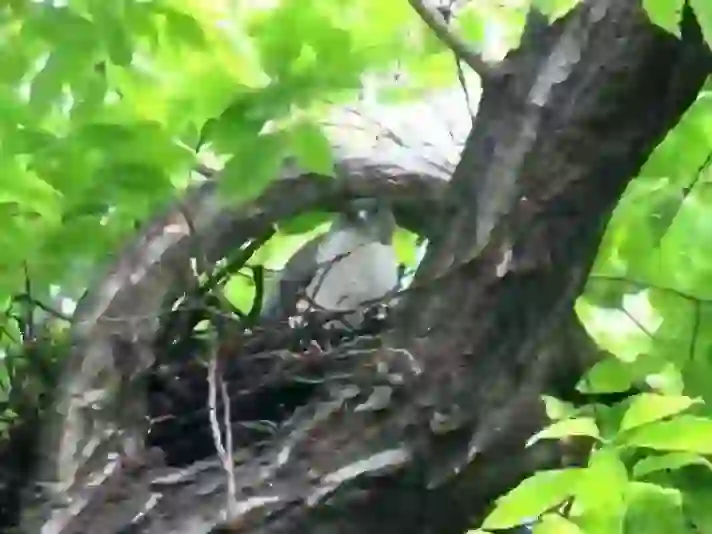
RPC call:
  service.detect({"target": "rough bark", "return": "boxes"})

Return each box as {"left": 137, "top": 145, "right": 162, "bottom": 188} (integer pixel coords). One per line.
{"left": 14, "top": 1, "right": 712, "bottom": 533}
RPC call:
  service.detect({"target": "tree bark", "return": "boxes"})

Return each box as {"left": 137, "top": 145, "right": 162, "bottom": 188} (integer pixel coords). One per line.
{"left": 15, "top": 1, "right": 711, "bottom": 533}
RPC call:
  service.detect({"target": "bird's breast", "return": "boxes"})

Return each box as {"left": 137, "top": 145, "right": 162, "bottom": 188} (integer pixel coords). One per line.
{"left": 307, "top": 231, "right": 398, "bottom": 312}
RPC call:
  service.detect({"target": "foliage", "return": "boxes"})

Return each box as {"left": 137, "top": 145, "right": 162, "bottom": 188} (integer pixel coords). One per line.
{"left": 2, "top": 0, "right": 712, "bottom": 533}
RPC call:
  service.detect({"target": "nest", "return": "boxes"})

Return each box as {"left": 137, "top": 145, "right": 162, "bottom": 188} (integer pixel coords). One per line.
{"left": 147, "top": 299, "right": 394, "bottom": 468}
{"left": 0, "top": 286, "right": 393, "bottom": 531}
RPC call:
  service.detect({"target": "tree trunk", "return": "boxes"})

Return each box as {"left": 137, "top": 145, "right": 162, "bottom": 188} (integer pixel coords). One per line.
{"left": 14, "top": 1, "right": 712, "bottom": 533}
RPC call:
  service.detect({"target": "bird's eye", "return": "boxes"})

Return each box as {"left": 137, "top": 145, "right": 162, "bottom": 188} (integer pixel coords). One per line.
{"left": 355, "top": 209, "right": 369, "bottom": 222}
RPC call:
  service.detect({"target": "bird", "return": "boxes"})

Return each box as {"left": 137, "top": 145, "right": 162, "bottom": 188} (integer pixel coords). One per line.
{"left": 260, "top": 198, "right": 399, "bottom": 328}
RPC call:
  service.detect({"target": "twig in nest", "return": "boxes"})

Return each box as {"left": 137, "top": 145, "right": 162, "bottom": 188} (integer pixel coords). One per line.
{"left": 207, "top": 333, "right": 238, "bottom": 519}
{"left": 203, "top": 229, "right": 275, "bottom": 295}
{"left": 158, "top": 221, "right": 275, "bottom": 346}
{"left": 22, "top": 263, "right": 33, "bottom": 341}
{"left": 248, "top": 265, "right": 266, "bottom": 322}
{"left": 11, "top": 293, "right": 72, "bottom": 326}
{"left": 408, "top": 0, "right": 493, "bottom": 80}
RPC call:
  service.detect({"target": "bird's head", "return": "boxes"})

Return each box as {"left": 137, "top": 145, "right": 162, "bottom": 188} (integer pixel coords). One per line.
{"left": 338, "top": 198, "right": 396, "bottom": 244}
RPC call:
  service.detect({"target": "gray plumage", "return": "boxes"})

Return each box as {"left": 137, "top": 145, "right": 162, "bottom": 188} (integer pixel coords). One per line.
{"left": 261, "top": 199, "right": 399, "bottom": 326}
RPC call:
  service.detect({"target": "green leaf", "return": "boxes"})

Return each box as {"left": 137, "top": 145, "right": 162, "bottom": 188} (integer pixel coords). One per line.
{"left": 0, "top": 158, "right": 63, "bottom": 222}
{"left": 582, "top": 277, "right": 627, "bottom": 310}
{"left": 393, "top": 228, "right": 420, "bottom": 267}
{"left": 250, "top": 4, "right": 314, "bottom": 77}
{"left": 80, "top": 0, "right": 134, "bottom": 66}
{"left": 575, "top": 448, "right": 629, "bottom": 511}
{"left": 643, "top": 0, "right": 684, "bottom": 36}
{"left": 160, "top": 7, "right": 208, "bottom": 50}
{"left": 29, "top": 52, "right": 67, "bottom": 117}
{"left": 102, "top": 16, "right": 134, "bottom": 66}
{"left": 0, "top": 31, "right": 37, "bottom": 87}
{"left": 578, "top": 358, "right": 634, "bottom": 394}
{"left": 251, "top": 232, "right": 323, "bottom": 270}
{"left": 572, "top": 448, "right": 628, "bottom": 534}
{"left": 633, "top": 452, "right": 712, "bottom": 478}
{"left": 224, "top": 272, "right": 256, "bottom": 314}
{"left": 684, "top": 487, "right": 712, "bottom": 534}
{"left": 643, "top": 362, "right": 685, "bottom": 396}
{"left": 278, "top": 211, "right": 333, "bottom": 235}
{"left": 23, "top": 6, "right": 95, "bottom": 58}
{"left": 575, "top": 297, "right": 657, "bottom": 363}
{"left": 0, "top": 85, "right": 32, "bottom": 127}
{"left": 0, "top": 361, "right": 10, "bottom": 397}
{"left": 682, "top": 358, "right": 712, "bottom": 411}
{"left": 39, "top": 215, "right": 109, "bottom": 262}
{"left": 624, "top": 482, "right": 686, "bottom": 534}
{"left": 621, "top": 415, "right": 712, "bottom": 453}
{"left": 482, "top": 468, "right": 584, "bottom": 530}
{"left": 0, "top": 214, "right": 38, "bottom": 271}
{"left": 645, "top": 187, "right": 687, "bottom": 244}
{"left": 220, "top": 132, "right": 287, "bottom": 202}
{"left": 405, "top": 51, "right": 459, "bottom": 89}
{"left": 527, "top": 417, "right": 600, "bottom": 447}
{"left": 89, "top": 162, "right": 174, "bottom": 207}
{"left": 532, "top": 514, "right": 584, "bottom": 534}
{"left": 289, "top": 120, "right": 335, "bottom": 176}
{"left": 541, "top": 395, "right": 576, "bottom": 421}
{"left": 205, "top": 90, "right": 279, "bottom": 154}
{"left": 619, "top": 393, "right": 700, "bottom": 433}
{"left": 76, "top": 121, "right": 196, "bottom": 172}
{"left": 454, "top": 8, "right": 486, "bottom": 45}
{"left": 0, "top": 316, "right": 21, "bottom": 348}
{"left": 531, "top": 0, "right": 581, "bottom": 21}
{"left": 70, "top": 70, "right": 109, "bottom": 122}
{"left": 691, "top": 0, "right": 712, "bottom": 49}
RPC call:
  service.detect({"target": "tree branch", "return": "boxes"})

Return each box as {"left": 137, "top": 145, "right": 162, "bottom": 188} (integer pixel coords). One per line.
{"left": 408, "top": 0, "right": 494, "bottom": 80}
